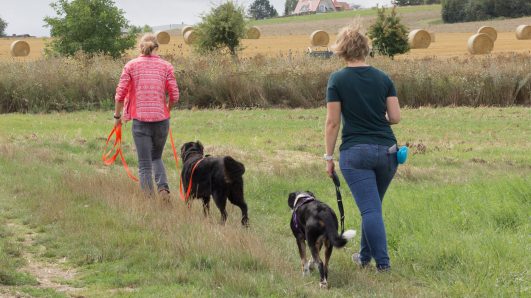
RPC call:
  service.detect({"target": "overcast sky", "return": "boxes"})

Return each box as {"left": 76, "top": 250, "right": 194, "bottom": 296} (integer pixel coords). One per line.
{"left": 0, "top": 0, "right": 392, "bottom": 37}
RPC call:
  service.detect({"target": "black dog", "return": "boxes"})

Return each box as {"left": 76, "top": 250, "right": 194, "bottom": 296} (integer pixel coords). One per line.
{"left": 180, "top": 141, "right": 249, "bottom": 226}
{"left": 288, "top": 191, "right": 355, "bottom": 288}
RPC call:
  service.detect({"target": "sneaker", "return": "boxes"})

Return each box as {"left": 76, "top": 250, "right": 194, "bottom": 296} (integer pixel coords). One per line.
{"left": 376, "top": 264, "right": 391, "bottom": 273}
{"left": 158, "top": 189, "right": 171, "bottom": 203}
{"left": 352, "top": 253, "right": 370, "bottom": 268}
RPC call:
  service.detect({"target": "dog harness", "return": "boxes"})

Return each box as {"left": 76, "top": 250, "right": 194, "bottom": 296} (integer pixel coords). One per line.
{"left": 291, "top": 194, "right": 315, "bottom": 233}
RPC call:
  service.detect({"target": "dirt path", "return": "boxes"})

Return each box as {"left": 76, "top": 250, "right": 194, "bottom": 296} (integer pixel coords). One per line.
{"left": 1, "top": 222, "right": 84, "bottom": 298}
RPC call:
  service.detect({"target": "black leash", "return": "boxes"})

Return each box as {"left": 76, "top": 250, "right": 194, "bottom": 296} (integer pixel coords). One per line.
{"left": 331, "top": 171, "right": 345, "bottom": 234}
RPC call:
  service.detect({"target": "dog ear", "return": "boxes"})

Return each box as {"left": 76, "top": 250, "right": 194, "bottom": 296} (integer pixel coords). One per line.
{"left": 288, "top": 192, "right": 297, "bottom": 209}
{"left": 195, "top": 141, "right": 204, "bottom": 153}
{"left": 305, "top": 191, "right": 315, "bottom": 198}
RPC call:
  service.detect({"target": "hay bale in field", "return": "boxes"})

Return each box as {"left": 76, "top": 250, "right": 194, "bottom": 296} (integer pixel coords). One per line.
{"left": 246, "top": 26, "right": 261, "bottom": 39}
{"left": 156, "top": 31, "right": 170, "bottom": 44}
{"left": 10, "top": 40, "right": 30, "bottom": 57}
{"left": 467, "top": 33, "right": 494, "bottom": 55}
{"left": 184, "top": 30, "right": 198, "bottom": 45}
{"left": 408, "top": 29, "right": 431, "bottom": 49}
{"left": 181, "top": 26, "right": 194, "bottom": 37}
{"left": 477, "top": 26, "right": 497, "bottom": 42}
{"left": 310, "top": 30, "right": 330, "bottom": 47}
{"left": 429, "top": 31, "right": 436, "bottom": 42}
{"left": 515, "top": 25, "right": 531, "bottom": 40}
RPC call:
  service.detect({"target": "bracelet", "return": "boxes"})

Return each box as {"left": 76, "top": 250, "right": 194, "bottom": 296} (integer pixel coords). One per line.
{"left": 323, "top": 154, "right": 334, "bottom": 161}
{"left": 113, "top": 114, "right": 121, "bottom": 119}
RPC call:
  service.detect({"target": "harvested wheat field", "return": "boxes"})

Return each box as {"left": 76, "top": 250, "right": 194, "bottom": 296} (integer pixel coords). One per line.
{"left": 1, "top": 32, "right": 530, "bottom": 61}
{"left": 155, "top": 32, "right": 531, "bottom": 58}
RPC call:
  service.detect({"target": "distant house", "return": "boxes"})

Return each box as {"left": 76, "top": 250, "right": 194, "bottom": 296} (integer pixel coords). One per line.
{"left": 293, "top": 0, "right": 351, "bottom": 14}
{"left": 294, "top": 0, "right": 336, "bottom": 14}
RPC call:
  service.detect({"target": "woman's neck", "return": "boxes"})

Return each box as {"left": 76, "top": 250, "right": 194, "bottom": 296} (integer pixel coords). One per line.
{"left": 346, "top": 60, "right": 369, "bottom": 67}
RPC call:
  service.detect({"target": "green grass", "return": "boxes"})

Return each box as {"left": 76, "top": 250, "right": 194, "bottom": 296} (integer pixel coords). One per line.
{"left": 0, "top": 107, "right": 529, "bottom": 297}
{"left": 250, "top": 4, "right": 441, "bottom": 26}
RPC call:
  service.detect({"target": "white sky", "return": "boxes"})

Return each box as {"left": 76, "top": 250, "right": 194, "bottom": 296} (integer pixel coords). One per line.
{"left": 0, "top": 0, "right": 392, "bottom": 37}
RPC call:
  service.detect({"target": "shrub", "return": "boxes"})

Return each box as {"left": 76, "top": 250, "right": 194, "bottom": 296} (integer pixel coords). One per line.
{"left": 0, "top": 53, "right": 529, "bottom": 113}
{"left": 368, "top": 6, "right": 410, "bottom": 59}
{"left": 195, "top": 1, "right": 247, "bottom": 57}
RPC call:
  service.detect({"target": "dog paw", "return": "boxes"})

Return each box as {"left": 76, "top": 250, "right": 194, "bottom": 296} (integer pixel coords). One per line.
{"left": 302, "top": 268, "right": 310, "bottom": 276}
{"left": 319, "top": 281, "right": 329, "bottom": 289}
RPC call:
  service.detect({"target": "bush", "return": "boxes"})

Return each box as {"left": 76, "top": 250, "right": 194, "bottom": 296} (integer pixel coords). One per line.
{"left": 368, "top": 6, "right": 410, "bottom": 59}
{"left": 0, "top": 54, "right": 529, "bottom": 113}
{"left": 44, "top": 0, "right": 136, "bottom": 58}
{"left": 195, "top": 1, "right": 247, "bottom": 57}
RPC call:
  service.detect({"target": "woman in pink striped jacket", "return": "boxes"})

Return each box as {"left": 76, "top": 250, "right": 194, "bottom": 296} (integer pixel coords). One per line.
{"left": 114, "top": 33, "right": 180, "bottom": 197}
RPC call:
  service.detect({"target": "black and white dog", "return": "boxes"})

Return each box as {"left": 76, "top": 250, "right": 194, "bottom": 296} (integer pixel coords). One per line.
{"left": 288, "top": 191, "right": 356, "bottom": 288}
{"left": 180, "top": 141, "right": 249, "bottom": 226}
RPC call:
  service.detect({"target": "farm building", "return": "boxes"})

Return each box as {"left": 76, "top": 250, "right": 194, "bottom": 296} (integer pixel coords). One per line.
{"left": 294, "top": 0, "right": 351, "bottom": 14}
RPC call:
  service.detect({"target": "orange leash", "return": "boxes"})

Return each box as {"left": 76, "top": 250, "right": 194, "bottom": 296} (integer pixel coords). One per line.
{"left": 102, "top": 123, "right": 180, "bottom": 183}
{"left": 102, "top": 123, "right": 139, "bottom": 182}
{"left": 179, "top": 158, "right": 204, "bottom": 202}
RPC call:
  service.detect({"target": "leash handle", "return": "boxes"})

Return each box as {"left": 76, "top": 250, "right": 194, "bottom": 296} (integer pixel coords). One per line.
{"left": 331, "top": 171, "right": 345, "bottom": 234}
{"left": 102, "top": 123, "right": 139, "bottom": 182}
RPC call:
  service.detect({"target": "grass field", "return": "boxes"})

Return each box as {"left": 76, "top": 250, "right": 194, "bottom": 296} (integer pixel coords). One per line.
{"left": 0, "top": 108, "right": 529, "bottom": 297}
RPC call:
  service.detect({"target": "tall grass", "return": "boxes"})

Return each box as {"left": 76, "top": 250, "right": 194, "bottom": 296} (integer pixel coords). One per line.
{"left": 0, "top": 53, "right": 529, "bottom": 113}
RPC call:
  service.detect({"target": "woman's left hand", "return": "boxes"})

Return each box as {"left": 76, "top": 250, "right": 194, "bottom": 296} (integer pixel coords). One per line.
{"left": 326, "top": 160, "right": 335, "bottom": 177}
{"left": 114, "top": 117, "right": 123, "bottom": 127}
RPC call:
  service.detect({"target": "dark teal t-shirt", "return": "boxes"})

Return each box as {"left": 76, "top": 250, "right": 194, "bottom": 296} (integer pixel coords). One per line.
{"left": 326, "top": 66, "right": 397, "bottom": 151}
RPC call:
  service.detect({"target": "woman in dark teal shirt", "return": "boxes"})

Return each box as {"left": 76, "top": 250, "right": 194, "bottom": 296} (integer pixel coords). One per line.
{"left": 324, "top": 22, "right": 401, "bottom": 272}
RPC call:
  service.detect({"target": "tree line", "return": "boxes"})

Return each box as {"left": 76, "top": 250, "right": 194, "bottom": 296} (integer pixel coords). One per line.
{"left": 441, "top": 0, "right": 531, "bottom": 23}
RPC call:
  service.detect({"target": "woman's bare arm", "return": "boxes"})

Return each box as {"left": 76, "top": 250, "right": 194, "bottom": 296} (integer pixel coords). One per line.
{"left": 386, "top": 96, "right": 401, "bottom": 125}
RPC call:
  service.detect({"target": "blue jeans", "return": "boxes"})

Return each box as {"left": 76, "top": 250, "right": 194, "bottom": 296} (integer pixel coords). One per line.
{"left": 339, "top": 144, "right": 397, "bottom": 270}
{"left": 132, "top": 119, "right": 170, "bottom": 194}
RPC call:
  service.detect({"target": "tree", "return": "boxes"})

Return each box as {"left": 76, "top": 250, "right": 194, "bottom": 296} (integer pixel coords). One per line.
{"left": 195, "top": 1, "right": 247, "bottom": 57}
{"left": 367, "top": 6, "right": 410, "bottom": 59}
{"left": 442, "top": 0, "right": 531, "bottom": 23}
{"left": 44, "top": 0, "right": 136, "bottom": 58}
{"left": 248, "top": 0, "right": 278, "bottom": 20}
{"left": 284, "top": 0, "right": 298, "bottom": 15}
{"left": 129, "top": 24, "right": 153, "bottom": 35}
{"left": 0, "top": 17, "right": 7, "bottom": 37}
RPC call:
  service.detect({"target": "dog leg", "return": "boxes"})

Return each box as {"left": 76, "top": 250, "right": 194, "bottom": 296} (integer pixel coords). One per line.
{"left": 201, "top": 196, "right": 211, "bottom": 217}
{"left": 212, "top": 191, "right": 228, "bottom": 224}
{"left": 296, "top": 236, "right": 309, "bottom": 276}
{"left": 308, "top": 235, "right": 327, "bottom": 288}
{"left": 323, "top": 240, "right": 333, "bottom": 287}
{"left": 228, "top": 186, "right": 248, "bottom": 226}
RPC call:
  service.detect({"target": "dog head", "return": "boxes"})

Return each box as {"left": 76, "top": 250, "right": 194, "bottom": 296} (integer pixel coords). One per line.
{"left": 288, "top": 191, "right": 315, "bottom": 210}
{"left": 180, "top": 141, "right": 204, "bottom": 161}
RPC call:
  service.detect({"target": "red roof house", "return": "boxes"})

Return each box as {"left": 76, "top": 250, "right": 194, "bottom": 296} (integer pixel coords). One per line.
{"left": 293, "top": 0, "right": 337, "bottom": 14}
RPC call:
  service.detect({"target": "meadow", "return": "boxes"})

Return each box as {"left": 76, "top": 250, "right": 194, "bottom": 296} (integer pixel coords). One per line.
{"left": 0, "top": 107, "right": 530, "bottom": 297}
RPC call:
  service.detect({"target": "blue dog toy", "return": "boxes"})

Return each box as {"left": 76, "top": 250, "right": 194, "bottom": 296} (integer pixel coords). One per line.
{"left": 397, "top": 146, "right": 408, "bottom": 164}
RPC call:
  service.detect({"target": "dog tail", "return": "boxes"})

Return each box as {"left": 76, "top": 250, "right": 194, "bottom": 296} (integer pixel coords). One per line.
{"left": 223, "top": 156, "right": 245, "bottom": 183}
{"left": 324, "top": 215, "right": 348, "bottom": 248}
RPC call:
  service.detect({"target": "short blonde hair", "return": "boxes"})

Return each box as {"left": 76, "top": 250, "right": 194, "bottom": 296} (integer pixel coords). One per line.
{"left": 332, "top": 22, "right": 369, "bottom": 61}
{"left": 139, "top": 33, "right": 159, "bottom": 56}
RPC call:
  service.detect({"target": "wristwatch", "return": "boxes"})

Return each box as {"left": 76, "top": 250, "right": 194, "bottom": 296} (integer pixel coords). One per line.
{"left": 323, "top": 154, "right": 334, "bottom": 161}
{"left": 113, "top": 114, "right": 121, "bottom": 119}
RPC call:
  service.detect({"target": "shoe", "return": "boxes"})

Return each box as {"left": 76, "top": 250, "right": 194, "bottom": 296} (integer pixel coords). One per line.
{"left": 158, "top": 189, "right": 171, "bottom": 203}
{"left": 352, "top": 253, "right": 370, "bottom": 268}
{"left": 376, "top": 264, "right": 391, "bottom": 273}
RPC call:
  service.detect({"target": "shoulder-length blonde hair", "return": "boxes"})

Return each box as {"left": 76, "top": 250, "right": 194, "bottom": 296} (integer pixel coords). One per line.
{"left": 139, "top": 33, "right": 159, "bottom": 56}
{"left": 332, "top": 22, "right": 369, "bottom": 62}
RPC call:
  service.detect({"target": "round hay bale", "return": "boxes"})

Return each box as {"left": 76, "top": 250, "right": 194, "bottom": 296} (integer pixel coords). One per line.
{"left": 467, "top": 33, "right": 494, "bottom": 55}
{"left": 429, "top": 31, "right": 436, "bottom": 43}
{"left": 408, "top": 29, "right": 431, "bottom": 49}
{"left": 182, "top": 26, "right": 194, "bottom": 37}
{"left": 516, "top": 25, "right": 531, "bottom": 40}
{"left": 10, "top": 40, "right": 30, "bottom": 57}
{"left": 184, "top": 30, "right": 198, "bottom": 45}
{"left": 477, "top": 26, "right": 497, "bottom": 42}
{"left": 246, "top": 26, "right": 261, "bottom": 39}
{"left": 310, "top": 30, "right": 330, "bottom": 47}
{"left": 156, "top": 31, "right": 171, "bottom": 44}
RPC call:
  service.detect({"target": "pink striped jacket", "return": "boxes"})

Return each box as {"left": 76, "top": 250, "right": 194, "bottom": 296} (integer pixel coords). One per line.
{"left": 115, "top": 55, "right": 179, "bottom": 122}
